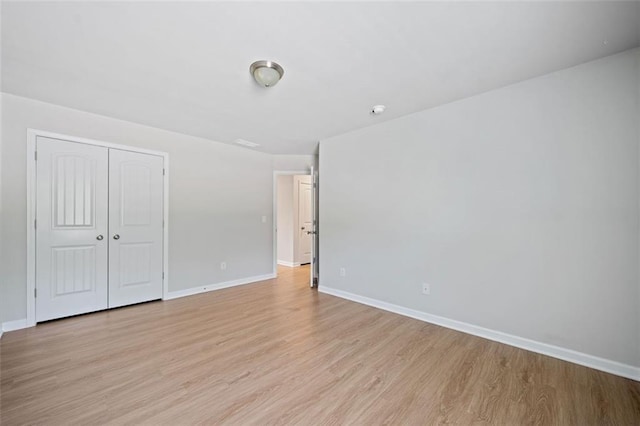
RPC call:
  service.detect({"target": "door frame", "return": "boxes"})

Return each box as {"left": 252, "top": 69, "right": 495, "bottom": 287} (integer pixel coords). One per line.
{"left": 26, "top": 129, "right": 170, "bottom": 327}
{"left": 272, "top": 170, "right": 310, "bottom": 276}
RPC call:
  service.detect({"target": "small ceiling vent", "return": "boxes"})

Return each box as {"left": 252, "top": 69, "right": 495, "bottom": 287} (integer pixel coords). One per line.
{"left": 234, "top": 138, "right": 260, "bottom": 148}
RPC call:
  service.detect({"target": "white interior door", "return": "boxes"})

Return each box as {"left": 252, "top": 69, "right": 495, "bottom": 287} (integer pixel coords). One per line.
{"left": 35, "top": 137, "right": 109, "bottom": 322}
{"left": 297, "top": 176, "right": 312, "bottom": 264}
{"left": 310, "top": 167, "right": 318, "bottom": 288}
{"left": 108, "top": 149, "right": 164, "bottom": 308}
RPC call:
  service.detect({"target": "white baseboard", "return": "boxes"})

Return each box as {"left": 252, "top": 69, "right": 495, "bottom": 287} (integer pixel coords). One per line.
{"left": 277, "top": 260, "right": 300, "bottom": 267}
{"left": 319, "top": 286, "right": 640, "bottom": 382}
{"left": 2, "top": 318, "right": 30, "bottom": 333}
{"left": 164, "top": 273, "right": 276, "bottom": 300}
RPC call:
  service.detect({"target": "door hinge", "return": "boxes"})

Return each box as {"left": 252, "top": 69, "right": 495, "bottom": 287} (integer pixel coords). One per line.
{"left": 34, "top": 151, "right": 37, "bottom": 161}
{"left": 34, "top": 288, "right": 37, "bottom": 298}
{"left": 163, "top": 168, "right": 165, "bottom": 176}
{"left": 162, "top": 272, "right": 165, "bottom": 280}
{"left": 34, "top": 219, "right": 37, "bottom": 229}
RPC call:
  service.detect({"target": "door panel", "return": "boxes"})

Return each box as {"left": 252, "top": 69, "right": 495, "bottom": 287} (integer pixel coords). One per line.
{"left": 51, "top": 246, "right": 96, "bottom": 295}
{"left": 297, "top": 176, "right": 312, "bottom": 264}
{"left": 119, "top": 243, "right": 152, "bottom": 286}
{"left": 36, "top": 137, "right": 109, "bottom": 322}
{"left": 108, "top": 149, "right": 164, "bottom": 308}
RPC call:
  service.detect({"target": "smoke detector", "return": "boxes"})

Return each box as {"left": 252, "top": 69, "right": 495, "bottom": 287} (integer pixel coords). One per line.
{"left": 371, "top": 105, "right": 386, "bottom": 115}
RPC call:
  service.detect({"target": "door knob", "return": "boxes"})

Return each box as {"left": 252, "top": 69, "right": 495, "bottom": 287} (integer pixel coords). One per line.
{"left": 113, "top": 234, "right": 120, "bottom": 240}
{"left": 306, "top": 231, "right": 316, "bottom": 235}
{"left": 96, "top": 235, "right": 104, "bottom": 241}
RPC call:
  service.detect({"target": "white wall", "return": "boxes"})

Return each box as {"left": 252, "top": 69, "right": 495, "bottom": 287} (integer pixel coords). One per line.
{"left": 277, "top": 175, "right": 294, "bottom": 265}
{"left": 272, "top": 154, "right": 316, "bottom": 172}
{"left": 1, "top": 93, "right": 274, "bottom": 323}
{"left": 319, "top": 49, "right": 640, "bottom": 369}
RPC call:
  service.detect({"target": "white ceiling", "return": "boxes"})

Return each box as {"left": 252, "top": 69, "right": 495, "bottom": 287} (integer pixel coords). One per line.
{"left": 2, "top": 1, "right": 639, "bottom": 154}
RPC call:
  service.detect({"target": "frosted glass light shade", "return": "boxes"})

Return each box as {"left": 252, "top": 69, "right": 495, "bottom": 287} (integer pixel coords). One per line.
{"left": 253, "top": 67, "right": 280, "bottom": 87}
{"left": 250, "top": 60, "right": 284, "bottom": 87}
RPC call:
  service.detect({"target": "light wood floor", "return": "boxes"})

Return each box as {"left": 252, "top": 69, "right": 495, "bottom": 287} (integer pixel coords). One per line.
{"left": 1, "top": 266, "right": 639, "bottom": 425}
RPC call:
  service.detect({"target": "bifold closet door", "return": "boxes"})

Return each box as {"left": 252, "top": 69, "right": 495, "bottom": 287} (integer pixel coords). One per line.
{"left": 36, "top": 137, "right": 109, "bottom": 322}
{"left": 108, "top": 149, "right": 164, "bottom": 308}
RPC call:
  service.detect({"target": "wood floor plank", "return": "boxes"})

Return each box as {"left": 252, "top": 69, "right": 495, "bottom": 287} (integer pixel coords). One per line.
{"left": 1, "top": 265, "right": 639, "bottom": 425}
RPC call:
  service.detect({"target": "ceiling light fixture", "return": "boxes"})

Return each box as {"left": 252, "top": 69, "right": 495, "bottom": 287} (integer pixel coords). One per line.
{"left": 250, "top": 60, "right": 285, "bottom": 87}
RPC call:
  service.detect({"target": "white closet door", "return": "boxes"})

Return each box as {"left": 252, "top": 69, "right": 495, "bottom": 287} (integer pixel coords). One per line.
{"left": 36, "top": 137, "right": 109, "bottom": 322}
{"left": 108, "top": 149, "right": 164, "bottom": 308}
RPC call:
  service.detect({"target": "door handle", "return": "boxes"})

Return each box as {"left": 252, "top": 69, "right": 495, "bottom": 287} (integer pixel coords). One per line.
{"left": 113, "top": 234, "right": 120, "bottom": 240}
{"left": 306, "top": 231, "right": 316, "bottom": 235}
{"left": 96, "top": 235, "right": 104, "bottom": 241}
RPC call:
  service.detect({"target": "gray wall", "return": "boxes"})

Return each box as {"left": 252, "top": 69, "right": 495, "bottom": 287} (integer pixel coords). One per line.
{"left": 319, "top": 49, "right": 640, "bottom": 367}
{"left": 272, "top": 155, "right": 316, "bottom": 172}
{"left": 1, "top": 93, "right": 274, "bottom": 322}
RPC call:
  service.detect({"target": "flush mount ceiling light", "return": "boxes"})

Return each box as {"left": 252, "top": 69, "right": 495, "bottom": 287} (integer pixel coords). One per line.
{"left": 250, "top": 60, "right": 285, "bottom": 87}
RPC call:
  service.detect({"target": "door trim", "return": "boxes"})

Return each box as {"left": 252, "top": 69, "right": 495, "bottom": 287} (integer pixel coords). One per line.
{"left": 26, "top": 129, "right": 170, "bottom": 327}
{"left": 272, "top": 170, "right": 310, "bottom": 276}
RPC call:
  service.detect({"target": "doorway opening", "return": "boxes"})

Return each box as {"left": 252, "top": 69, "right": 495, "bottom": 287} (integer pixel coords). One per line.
{"left": 274, "top": 172, "right": 311, "bottom": 269}
{"left": 273, "top": 169, "right": 318, "bottom": 288}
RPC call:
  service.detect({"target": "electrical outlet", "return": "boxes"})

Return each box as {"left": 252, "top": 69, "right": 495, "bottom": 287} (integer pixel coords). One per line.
{"left": 220, "top": 261, "right": 227, "bottom": 270}
{"left": 339, "top": 267, "right": 346, "bottom": 277}
{"left": 422, "top": 283, "right": 430, "bottom": 295}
